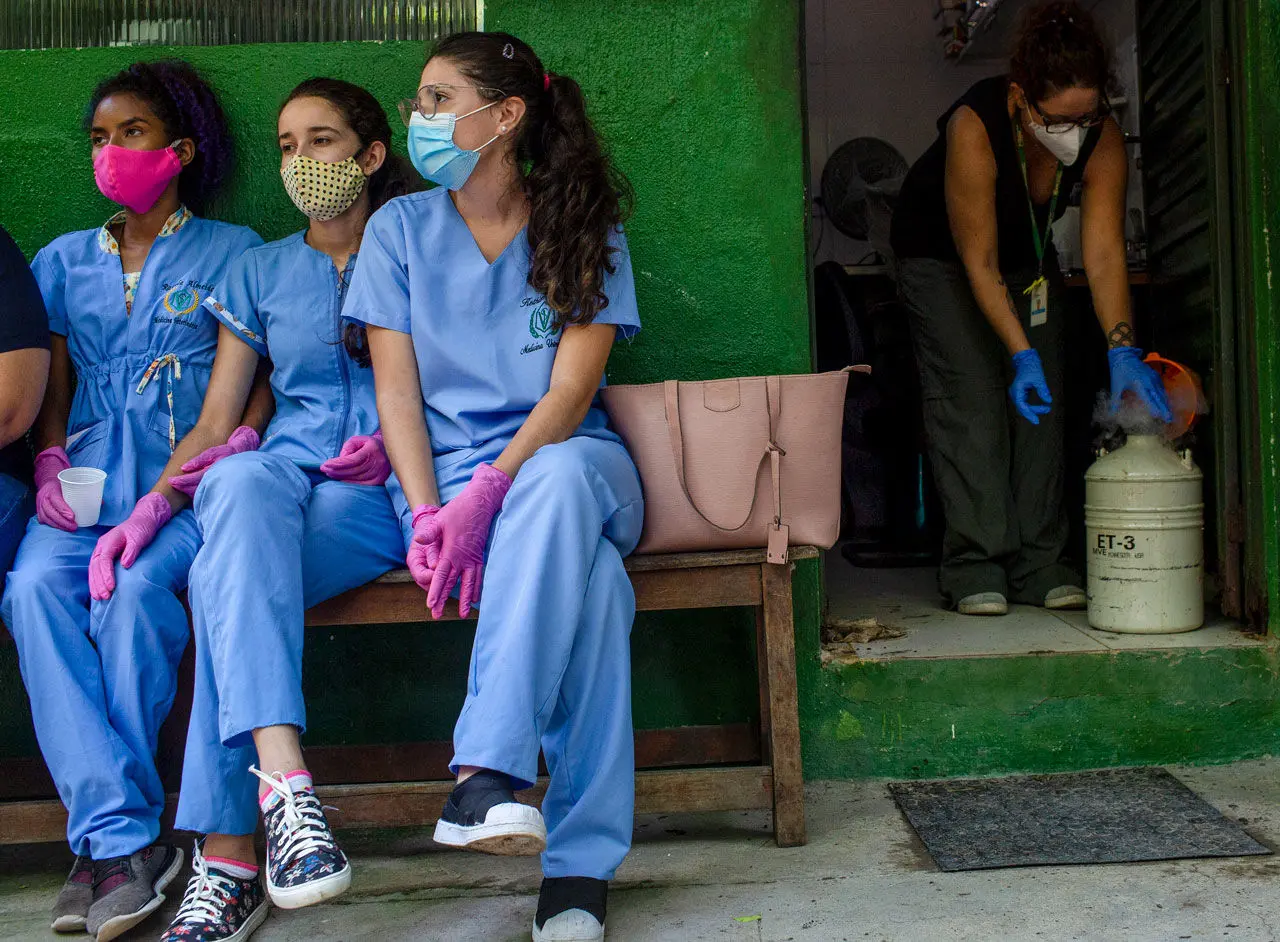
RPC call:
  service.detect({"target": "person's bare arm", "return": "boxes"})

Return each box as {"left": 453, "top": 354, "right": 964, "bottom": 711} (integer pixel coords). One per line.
{"left": 32, "top": 335, "right": 71, "bottom": 452}
{"left": 150, "top": 326, "right": 265, "bottom": 510}
{"left": 492, "top": 323, "right": 617, "bottom": 480}
{"left": 367, "top": 325, "right": 439, "bottom": 509}
{"left": 1080, "top": 118, "right": 1135, "bottom": 348}
{"left": 946, "top": 106, "right": 1031, "bottom": 356}
{"left": 0, "top": 346, "right": 49, "bottom": 449}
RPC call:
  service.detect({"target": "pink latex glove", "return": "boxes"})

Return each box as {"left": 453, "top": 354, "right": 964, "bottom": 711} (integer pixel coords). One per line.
{"left": 168, "top": 426, "right": 260, "bottom": 497}
{"left": 88, "top": 492, "right": 173, "bottom": 601}
{"left": 420, "top": 463, "right": 512, "bottom": 619}
{"left": 34, "top": 446, "right": 77, "bottom": 532}
{"left": 320, "top": 431, "right": 391, "bottom": 486}
{"left": 406, "top": 504, "right": 441, "bottom": 593}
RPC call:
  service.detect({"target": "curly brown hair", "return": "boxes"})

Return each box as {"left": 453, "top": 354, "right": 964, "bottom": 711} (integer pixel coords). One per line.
{"left": 430, "top": 32, "right": 633, "bottom": 328}
{"left": 1009, "top": 0, "right": 1114, "bottom": 104}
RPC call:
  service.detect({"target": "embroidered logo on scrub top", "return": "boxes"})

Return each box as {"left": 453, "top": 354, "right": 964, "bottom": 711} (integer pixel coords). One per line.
{"left": 528, "top": 303, "right": 557, "bottom": 340}
{"left": 163, "top": 285, "right": 201, "bottom": 316}
{"left": 521, "top": 298, "right": 562, "bottom": 355}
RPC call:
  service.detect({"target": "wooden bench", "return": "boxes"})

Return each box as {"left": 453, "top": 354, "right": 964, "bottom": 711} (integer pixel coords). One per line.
{"left": 0, "top": 547, "right": 813, "bottom": 848}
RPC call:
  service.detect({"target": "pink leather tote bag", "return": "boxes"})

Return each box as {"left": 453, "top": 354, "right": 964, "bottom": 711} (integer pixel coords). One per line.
{"left": 600, "top": 369, "right": 860, "bottom": 564}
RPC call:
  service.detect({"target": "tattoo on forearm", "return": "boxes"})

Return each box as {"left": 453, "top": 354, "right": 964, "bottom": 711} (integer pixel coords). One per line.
{"left": 1004, "top": 289, "right": 1018, "bottom": 319}
{"left": 1108, "top": 322, "right": 1134, "bottom": 348}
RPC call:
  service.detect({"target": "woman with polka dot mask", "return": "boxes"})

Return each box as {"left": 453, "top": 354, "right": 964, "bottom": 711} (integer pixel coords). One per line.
{"left": 153, "top": 78, "right": 421, "bottom": 941}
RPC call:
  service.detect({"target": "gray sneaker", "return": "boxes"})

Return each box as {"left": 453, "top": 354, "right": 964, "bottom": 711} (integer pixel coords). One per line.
{"left": 1045, "top": 585, "right": 1087, "bottom": 610}
{"left": 957, "top": 592, "right": 1009, "bottom": 616}
{"left": 51, "top": 854, "right": 94, "bottom": 932}
{"left": 85, "top": 843, "right": 183, "bottom": 942}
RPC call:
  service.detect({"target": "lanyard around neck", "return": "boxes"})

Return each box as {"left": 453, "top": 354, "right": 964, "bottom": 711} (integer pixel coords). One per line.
{"left": 1014, "top": 122, "right": 1063, "bottom": 279}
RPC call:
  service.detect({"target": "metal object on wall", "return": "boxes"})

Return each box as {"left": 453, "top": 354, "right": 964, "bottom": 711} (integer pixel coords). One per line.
{"left": 0, "top": 0, "right": 480, "bottom": 49}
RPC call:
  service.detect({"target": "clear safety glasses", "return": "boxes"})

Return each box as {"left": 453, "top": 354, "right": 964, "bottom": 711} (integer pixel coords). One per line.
{"left": 397, "top": 83, "right": 506, "bottom": 126}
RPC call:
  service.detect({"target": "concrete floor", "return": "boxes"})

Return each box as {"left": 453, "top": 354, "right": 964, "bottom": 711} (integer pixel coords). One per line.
{"left": 824, "top": 560, "right": 1262, "bottom": 660}
{"left": 3, "top": 760, "right": 1280, "bottom": 941}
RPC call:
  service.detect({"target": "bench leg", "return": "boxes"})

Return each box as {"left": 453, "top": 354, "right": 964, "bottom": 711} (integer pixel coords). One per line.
{"left": 758, "top": 561, "right": 806, "bottom": 847}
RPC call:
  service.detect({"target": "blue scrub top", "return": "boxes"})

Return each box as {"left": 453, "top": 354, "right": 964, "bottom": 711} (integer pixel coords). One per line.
{"left": 205, "top": 231, "right": 379, "bottom": 470}
{"left": 31, "top": 211, "right": 262, "bottom": 526}
{"left": 342, "top": 188, "right": 641, "bottom": 462}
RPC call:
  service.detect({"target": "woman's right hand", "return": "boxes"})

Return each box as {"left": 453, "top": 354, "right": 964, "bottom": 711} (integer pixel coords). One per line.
{"left": 1009, "top": 349, "right": 1053, "bottom": 425}
{"left": 34, "top": 446, "right": 76, "bottom": 532}
{"left": 168, "top": 425, "right": 260, "bottom": 497}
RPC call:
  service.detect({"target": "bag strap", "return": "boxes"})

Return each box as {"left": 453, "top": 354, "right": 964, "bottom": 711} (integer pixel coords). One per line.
{"left": 663, "top": 376, "right": 785, "bottom": 535}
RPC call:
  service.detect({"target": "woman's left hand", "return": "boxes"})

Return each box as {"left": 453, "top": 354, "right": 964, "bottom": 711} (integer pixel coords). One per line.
{"left": 321, "top": 431, "right": 391, "bottom": 486}
{"left": 418, "top": 463, "right": 512, "bottom": 620}
{"left": 1108, "top": 347, "right": 1173, "bottom": 423}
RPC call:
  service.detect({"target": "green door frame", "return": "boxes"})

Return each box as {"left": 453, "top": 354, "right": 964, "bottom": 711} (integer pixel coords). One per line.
{"left": 1228, "top": 0, "right": 1279, "bottom": 633}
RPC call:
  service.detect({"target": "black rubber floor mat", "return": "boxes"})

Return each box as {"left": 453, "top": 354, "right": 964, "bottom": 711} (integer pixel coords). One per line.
{"left": 889, "top": 768, "right": 1271, "bottom": 872}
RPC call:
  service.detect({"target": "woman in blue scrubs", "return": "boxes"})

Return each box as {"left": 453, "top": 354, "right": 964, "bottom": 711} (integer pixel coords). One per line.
{"left": 344, "top": 33, "right": 643, "bottom": 942}
{"left": 1, "top": 61, "right": 262, "bottom": 941}
{"left": 154, "top": 79, "right": 416, "bottom": 942}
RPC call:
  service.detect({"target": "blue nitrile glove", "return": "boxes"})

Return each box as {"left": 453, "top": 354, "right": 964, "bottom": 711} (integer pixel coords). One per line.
{"left": 1009, "top": 349, "right": 1053, "bottom": 425}
{"left": 1108, "top": 346, "right": 1173, "bottom": 423}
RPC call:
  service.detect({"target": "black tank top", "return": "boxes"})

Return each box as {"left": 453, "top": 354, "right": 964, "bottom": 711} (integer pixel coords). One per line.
{"left": 890, "top": 76, "right": 1103, "bottom": 271}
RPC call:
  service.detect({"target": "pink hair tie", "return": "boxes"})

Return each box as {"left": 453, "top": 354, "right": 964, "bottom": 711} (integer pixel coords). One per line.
{"left": 544, "top": 73, "right": 552, "bottom": 91}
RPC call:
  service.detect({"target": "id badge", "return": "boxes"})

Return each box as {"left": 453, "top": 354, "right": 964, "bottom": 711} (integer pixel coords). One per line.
{"left": 1029, "top": 279, "right": 1048, "bottom": 328}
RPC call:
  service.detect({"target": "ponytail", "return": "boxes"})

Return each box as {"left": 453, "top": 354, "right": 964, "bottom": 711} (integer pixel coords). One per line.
{"left": 430, "top": 32, "right": 632, "bottom": 327}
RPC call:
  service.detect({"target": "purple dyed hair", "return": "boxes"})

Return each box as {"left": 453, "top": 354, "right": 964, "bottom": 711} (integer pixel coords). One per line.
{"left": 85, "top": 59, "right": 234, "bottom": 212}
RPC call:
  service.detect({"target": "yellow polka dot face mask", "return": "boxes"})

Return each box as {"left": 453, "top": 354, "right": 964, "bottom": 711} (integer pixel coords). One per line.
{"left": 281, "top": 153, "right": 368, "bottom": 221}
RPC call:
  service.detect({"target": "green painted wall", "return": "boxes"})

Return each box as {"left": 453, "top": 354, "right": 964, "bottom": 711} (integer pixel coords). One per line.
{"left": 0, "top": 3, "right": 813, "bottom": 764}
{"left": 799, "top": 631, "right": 1280, "bottom": 779}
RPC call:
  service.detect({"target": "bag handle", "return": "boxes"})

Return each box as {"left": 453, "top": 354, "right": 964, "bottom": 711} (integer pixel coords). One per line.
{"left": 663, "top": 376, "right": 786, "bottom": 543}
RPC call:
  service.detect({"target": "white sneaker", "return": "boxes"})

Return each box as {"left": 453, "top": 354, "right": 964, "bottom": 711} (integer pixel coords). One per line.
{"left": 533, "top": 909, "right": 605, "bottom": 941}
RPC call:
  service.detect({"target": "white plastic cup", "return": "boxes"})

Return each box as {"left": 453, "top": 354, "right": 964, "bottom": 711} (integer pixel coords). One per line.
{"left": 57, "top": 467, "right": 107, "bottom": 527}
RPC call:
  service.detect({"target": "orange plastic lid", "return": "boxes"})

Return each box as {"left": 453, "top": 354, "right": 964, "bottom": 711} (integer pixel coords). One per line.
{"left": 1145, "top": 352, "right": 1206, "bottom": 440}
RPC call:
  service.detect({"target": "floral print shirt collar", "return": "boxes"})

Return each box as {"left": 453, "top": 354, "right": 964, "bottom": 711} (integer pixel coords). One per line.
{"left": 97, "top": 204, "right": 193, "bottom": 256}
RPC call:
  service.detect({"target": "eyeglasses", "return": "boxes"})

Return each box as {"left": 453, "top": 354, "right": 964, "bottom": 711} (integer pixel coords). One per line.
{"left": 1031, "top": 97, "right": 1112, "bottom": 134}
{"left": 397, "top": 83, "right": 506, "bottom": 125}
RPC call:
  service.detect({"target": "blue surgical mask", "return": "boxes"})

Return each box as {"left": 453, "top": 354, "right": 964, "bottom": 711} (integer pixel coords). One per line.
{"left": 407, "top": 103, "right": 499, "bottom": 190}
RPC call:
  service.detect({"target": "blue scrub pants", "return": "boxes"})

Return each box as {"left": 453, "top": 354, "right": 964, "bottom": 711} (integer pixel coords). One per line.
{"left": 2, "top": 511, "right": 200, "bottom": 859}
{"left": 0, "top": 472, "right": 32, "bottom": 577}
{"left": 173, "top": 451, "right": 402, "bottom": 836}
{"left": 443, "top": 436, "right": 643, "bottom": 881}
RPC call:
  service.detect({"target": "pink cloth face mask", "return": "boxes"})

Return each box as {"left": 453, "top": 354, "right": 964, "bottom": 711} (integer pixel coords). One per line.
{"left": 93, "top": 142, "right": 183, "bottom": 214}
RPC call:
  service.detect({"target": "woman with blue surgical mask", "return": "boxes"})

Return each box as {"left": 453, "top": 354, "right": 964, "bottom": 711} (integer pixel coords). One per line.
{"left": 154, "top": 78, "right": 418, "bottom": 942}
{"left": 344, "top": 32, "right": 642, "bottom": 942}
{"left": 889, "top": 0, "right": 1171, "bottom": 617}
{"left": 2, "top": 60, "right": 264, "bottom": 942}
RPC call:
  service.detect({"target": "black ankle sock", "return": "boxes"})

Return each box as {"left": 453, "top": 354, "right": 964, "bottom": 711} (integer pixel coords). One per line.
{"left": 442, "top": 770, "right": 516, "bottom": 825}
{"left": 535, "top": 877, "right": 608, "bottom": 929}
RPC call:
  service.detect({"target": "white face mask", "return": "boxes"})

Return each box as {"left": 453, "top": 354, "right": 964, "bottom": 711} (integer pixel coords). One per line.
{"left": 1031, "top": 122, "right": 1087, "bottom": 166}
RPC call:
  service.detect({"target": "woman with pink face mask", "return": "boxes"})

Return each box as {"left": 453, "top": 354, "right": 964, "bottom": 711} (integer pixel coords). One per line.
{"left": 2, "top": 60, "right": 265, "bottom": 942}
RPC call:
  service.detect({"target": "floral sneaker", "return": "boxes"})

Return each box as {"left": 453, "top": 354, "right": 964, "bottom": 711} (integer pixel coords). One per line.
{"left": 252, "top": 767, "right": 351, "bottom": 909}
{"left": 161, "top": 842, "right": 268, "bottom": 942}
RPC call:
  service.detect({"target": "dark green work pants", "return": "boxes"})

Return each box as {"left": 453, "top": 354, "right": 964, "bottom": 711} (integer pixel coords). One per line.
{"left": 898, "top": 257, "right": 1080, "bottom": 606}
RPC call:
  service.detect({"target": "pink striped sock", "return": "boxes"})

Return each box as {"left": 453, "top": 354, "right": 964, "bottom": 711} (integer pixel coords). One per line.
{"left": 259, "top": 769, "right": 315, "bottom": 812}
{"left": 205, "top": 856, "right": 258, "bottom": 880}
